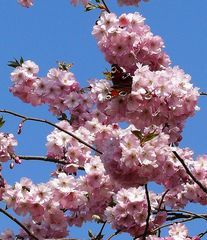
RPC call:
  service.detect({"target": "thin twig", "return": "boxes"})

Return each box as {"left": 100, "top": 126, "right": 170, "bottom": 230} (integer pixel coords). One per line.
{"left": 0, "top": 208, "right": 38, "bottom": 240}
{"left": 162, "top": 209, "right": 207, "bottom": 221}
{"left": 200, "top": 92, "right": 207, "bottom": 96}
{"left": 107, "top": 230, "right": 121, "bottom": 240}
{"left": 45, "top": 239, "right": 80, "bottom": 240}
{"left": 199, "top": 229, "right": 207, "bottom": 238}
{"left": 18, "top": 155, "right": 68, "bottom": 164}
{"left": 157, "top": 189, "right": 169, "bottom": 212}
{"left": 143, "top": 184, "right": 151, "bottom": 239}
{"left": 173, "top": 151, "right": 207, "bottom": 194}
{"left": 95, "top": 221, "right": 107, "bottom": 239}
{"left": 170, "top": 209, "right": 207, "bottom": 221}
{"left": 0, "top": 109, "right": 102, "bottom": 155}
{"left": 153, "top": 216, "right": 194, "bottom": 232}
{"left": 101, "top": 0, "right": 110, "bottom": 13}
{"left": 17, "top": 155, "right": 85, "bottom": 170}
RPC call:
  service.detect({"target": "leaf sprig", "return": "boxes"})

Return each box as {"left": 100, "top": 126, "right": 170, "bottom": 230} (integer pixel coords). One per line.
{"left": 8, "top": 57, "right": 24, "bottom": 68}
{"left": 132, "top": 130, "right": 159, "bottom": 146}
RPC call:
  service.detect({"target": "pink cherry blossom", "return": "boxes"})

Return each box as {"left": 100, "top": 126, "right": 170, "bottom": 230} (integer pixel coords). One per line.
{"left": 18, "top": 0, "right": 33, "bottom": 8}
{"left": 92, "top": 12, "right": 170, "bottom": 73}
{"left": 0, "top": 133, "right": 17, "bottom": 163}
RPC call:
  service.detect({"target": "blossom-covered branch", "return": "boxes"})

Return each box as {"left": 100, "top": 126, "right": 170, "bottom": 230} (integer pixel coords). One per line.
{"left": 0, "top": 109, "right": 102, "bottom": 154}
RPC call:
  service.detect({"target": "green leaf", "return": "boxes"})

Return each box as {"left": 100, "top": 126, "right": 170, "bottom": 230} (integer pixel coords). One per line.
{"left": 103, "top": 70, "right": 112, "bottom": 80}
{"left": 143, "top": 132, "right": 159, "bottom": 143}
{"left": 8, "top": 57, "right": 24, "bottom": 68}
{"left": 131, "top": 130, "right": 143, "bottom": 140}
{"left": 57, "top": 61, "right": 73, "bottom": 71}
{"left": 0, "top": 116, "right": 5, "bottom": 128}
{"left": 57, "top": 113, "right": 68, "bottom": 121}
{"left": 85, "top": 3, "right": 97, "bottom": 11}
{"left": 88, "top": 229, "right": 94, "bottom": 238}
{"left": 20, "top": 56, "right": 24, "bottom": 65}
{"left": 95, "top": 0, "right": 101, "bottom": 3}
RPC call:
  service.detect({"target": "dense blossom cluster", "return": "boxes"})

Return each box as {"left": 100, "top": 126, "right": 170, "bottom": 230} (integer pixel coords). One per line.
{"left": 92, "top": 12, "right": 170, "bottom": 73}
{"left": 10, "top": 61, "right": 94, "bottom": 119}
{"left": 10, "top": 60, "right": 41, "bottom": 106}
{"left": 105, "top": 187, "right": 163, "bottom": 237}
{"left": 95, "top": 125, "right": 193, "bottom": 189}
{"left": 1, "top": 158, "right": 115, "bottom": 239}
{"left": 90, "top": 64, "right": 199, "bottom": 143}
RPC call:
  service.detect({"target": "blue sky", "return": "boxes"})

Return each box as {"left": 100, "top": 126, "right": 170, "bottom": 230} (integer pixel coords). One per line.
{"left": 0, "top": 0, "right": 207, "bottom": 238}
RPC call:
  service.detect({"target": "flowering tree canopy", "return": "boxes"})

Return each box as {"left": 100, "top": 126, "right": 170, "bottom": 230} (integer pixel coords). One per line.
{"left": 0, "top": 1, "right": 207, "bottom": 240}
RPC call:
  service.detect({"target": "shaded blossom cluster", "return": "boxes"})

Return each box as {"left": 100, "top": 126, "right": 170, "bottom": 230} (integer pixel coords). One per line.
{"left": 90, "top": 64, "right": 199, "bottom": 143}
{"left": 92, "top": 12, "right": 170, "bottom": 73}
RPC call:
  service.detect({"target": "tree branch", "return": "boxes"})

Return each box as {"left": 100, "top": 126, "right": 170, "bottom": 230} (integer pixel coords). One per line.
{"left": 162, "top": 209, "right": 207, "bottom": 221}
{"left": 200, "top": 92, "right": 207, "bottom": 96}
{"left": 153, "top": 216, "right": 194, "bottom": 232}
{"left": 0, "top": 109, "right": 102, "bottom": 155}
{"left": 173, "top": 151, "right": 207, "bottom": 194}
{"left": 45, "top": 239, "right": 80, "bottom": 240}
{"left": 101, "top": 0, "right": 110, "bottom": 13}
{"left": 143, "top": 184, "right": 151, "bottom": 239}
{"left": 0, "top": 208, "right": 38, "bottom": 240}
{"left": 95, "top": 221, "right": 107, "bottom": 240}
{"left": 107, "top": 230, "right": 120, "bottom": 240}
{"left": 198, "top": 229, "right": 207, "bottom": 239}
{"left": 157, "top": 189, "right": 169, "bottom": 212}
{"left": 17, "top": 155, "right": 84, "bottom": 170}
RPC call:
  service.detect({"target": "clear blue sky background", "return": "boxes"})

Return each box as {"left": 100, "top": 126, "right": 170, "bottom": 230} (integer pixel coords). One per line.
{"left": 0, "top": 0, "right": 207, "bottom": 239}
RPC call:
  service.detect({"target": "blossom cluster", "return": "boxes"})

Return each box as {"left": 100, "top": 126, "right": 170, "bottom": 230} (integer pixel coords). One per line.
{"left": 184, "top": 155, "right": 207, "bottom": 205}
{"left": 0, "top": 133, "right": 17, "bottom": 163}
{"left": 2, "top": 176, "right": 72, "bottom": 239}
{"left": 10, "top": 61, "right": 95, "bottom": 120}
{"left": 46, "top": 120, "right": 93, "bottom": 173}
{"left": 95, "top": 124, "right": 194, "bottom": 188}
{"left": 146, "top": 223, "right": 200, "bottom": 240}
{"left": 105, "top": 187, "right": 163, "bottom": 237}
{"left": 10, "top": 60, "right": 41, "bottom": 106}
{"left": 92, "top": 12, "right": 170, "bottom": 73}
{"left": 91, "top": 64, "right": 199, "bottom": 143}
{"left": 1, "top": 157, "right": 115, "bottom": 239}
